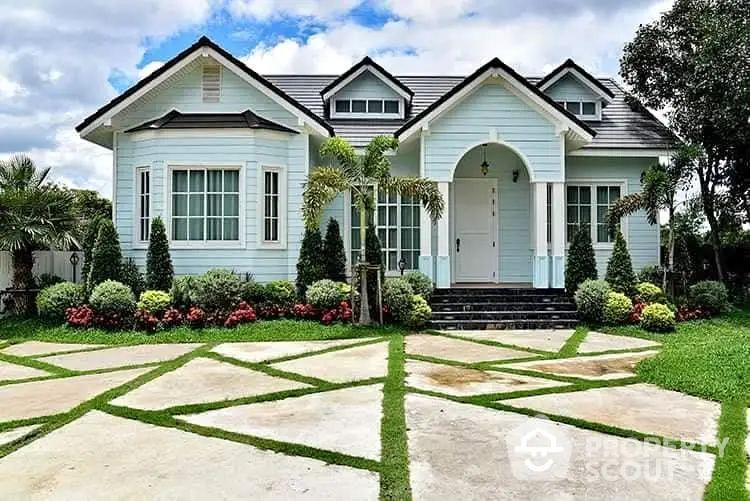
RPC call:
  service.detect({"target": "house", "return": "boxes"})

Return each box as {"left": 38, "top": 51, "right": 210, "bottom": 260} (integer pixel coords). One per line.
{"left": 77, "top": 36, "right": 675, "bottom": 290}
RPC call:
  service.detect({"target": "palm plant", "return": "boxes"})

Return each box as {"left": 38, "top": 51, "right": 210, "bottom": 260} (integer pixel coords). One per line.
{"left": 0, "top": 155, "right": 78, "bottom": 312}
{"left": 302, "top": 136, "right": 444, "bottom": 325}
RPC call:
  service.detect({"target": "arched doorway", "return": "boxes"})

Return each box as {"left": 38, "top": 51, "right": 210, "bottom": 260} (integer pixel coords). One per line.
{"left": 451, "top": 142, "right": 533, "bottom": 285}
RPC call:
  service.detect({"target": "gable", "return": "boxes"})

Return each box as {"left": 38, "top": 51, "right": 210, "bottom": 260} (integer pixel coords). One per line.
{"left": 544, "top": 74, "right": 600, "bottom": 103}
{"left": 333, "top": 71, "right": 401, "bottom": 102}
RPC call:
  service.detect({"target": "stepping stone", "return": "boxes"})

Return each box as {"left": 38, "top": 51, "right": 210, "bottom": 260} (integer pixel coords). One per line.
{"left": 406, "top": 360, "right": 569, "bottom": 397}
{"left": 578, "top": 332, "right": 660, "bottom": 354}
{"left": 212, "top": 338, "right": 367, "bottom": 363}
{"left": 505, "top": 383, "right": 720, "bottom": 446}
{"left": 445, "top": 329, "right": 574, "bottom": 352}
{"left": 112, "top": 358, "right": 310, "bottom": 410}
{"left": 41, "top": 343, "right": 201, "bottom": 371}
{"left": 0, "top": 410, "right": 378, "bottom": 500}
{"left": 407, "top": 394, "right": 714, "bottom": 501}
{"left": 406, "top": 334, "right": 534, "bottom": 363}
{"left": 0, "top": 368, "right": 150, "bottom": 422}
{"left": 270, "top": 342, "right": 388, "bottom": 383}
{"left": 0, "top": 424, "right": 40, "bottom": 447}
{"left": 182, "top": 385, "right": 383, "bottom": 460}
{"left": 0, "top": 361, "right": 50, "bottom": 382}
{"left": 1, "top": 341, "right": 103, "bottom": 357}
{"left": 501, "top": 351, "right": 659, "bottom": 381}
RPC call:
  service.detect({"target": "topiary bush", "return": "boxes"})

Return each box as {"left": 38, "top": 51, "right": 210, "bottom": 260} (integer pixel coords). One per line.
{"left": 89, "top": 280, "right": 136, "bottom": 317}
{"left": 407, "top": 295, "right": 432, "bottom": 329}
{"left": 192, "top": 269, "right": 242, "bottom": 313}
{"left": 81, "top": 216, "right": 104, "bottom": 290}
{"left": 605, "top": 231, "right": 637, "bottom": 297}
{"left": 265, "top": 280, "right": 296, "bottom": 307}
{"left": 636, "top": 282, "right": 665, "bottom": 303}
{"left": 574, "top": 279, "right": 611, "bottom": 323}
{"left": 120, "top": 259, "right": 145, "bottom": 299}
{"left": 240, "top": 279, "right": 266, "bottom": 306}
{"left": 603, "top": 291, "right": 633, "bottom": 325}
{"left": 383, "top": 278, "right": 414, "bottom": 322}
{"left": 640, "top": 303, "right": 676, "bottom": 332}
{"left": 296, "top": 228, "right": 325, "bottom": 300}
{"left": 565, "top": 225, "right": 597, "bottom": 294}
{"left": 137, "top": 290, "right": 171, "bottom": 316}
{"left": 88, "top": 219, "right": 123, "bottom": 289}
{"left": 404, "top": 271, "right": 433, "bottom": 301}
{"left": 170, "top": 276, "right": 197, "bottom": 310}
{"left": 306, "top": 279, "right": 345, "bottom": 310}
{"left": 36, "top": 282, "right": 86, "bottom": 321}
{"left": 35, "top": 273, "right": 64, "bottom": 290}
{"left": 689, "top": 281, "right": 729, "bottom": 314}
{"left": 146, "top": 217, "right": 174, "bottom": 291}
{"left": 323, "top": 218, "right": 347, "bottom": 282}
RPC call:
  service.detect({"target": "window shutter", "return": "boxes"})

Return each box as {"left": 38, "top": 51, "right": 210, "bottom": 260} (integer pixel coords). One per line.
{"left": 202, "top": 65, "right": 221, "bottom": 103}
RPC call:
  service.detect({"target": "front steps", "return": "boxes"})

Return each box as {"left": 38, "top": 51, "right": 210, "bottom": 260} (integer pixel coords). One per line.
{"left": 430, "top": 288, "right": 578, "bottom": 330}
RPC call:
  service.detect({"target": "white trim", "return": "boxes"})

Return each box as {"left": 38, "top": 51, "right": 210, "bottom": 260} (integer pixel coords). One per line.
{"left": 565, "top": 178, "right": 629, "bottom": 250}
{"left": 570, "top": 148, "right": 673, "bottom": 158}
{"left": 257, "top": 164, "right": 288, "bottom": 250}
{"left": 331, "top": 98, "right": 403, "bottom": 120}
{"left": 112, "top": 131, "right": 118, "bottom": 224}
{"left": 533, "top": 182, "right": 548, "bottom": 257}
{"left": 343, "top": 190, "right": 352, "bottom": 272}
{"left": 450, "top": 139, "right": 539, "bottom": 182}
{"left": 128, "top": 128, "right": 292, "bottom": 142}
{"left": 554, "top": 99, "right": 602, "bottom": 121}
{"left": 538, "top": 66, "right": 614, "bottom": 104}
{"left": 164, "top": 162, "right": 246, "bottom": 250}
{"left": 134, "top": 166, "right": 152, "bottom": 249}
{"left": 451, "top": 178, "right": 499, "bottom": 283}
{"left": 322, "top": 65, "right": 411, "bottom": 101}
{"left": 398, "top": 68, "right": 594, "bottom": 144}
{"left": 551, "top": 182, "right": 565, "bottom": 257}
{"left": 303, "top": 130, "right": 310, "bottom": 177}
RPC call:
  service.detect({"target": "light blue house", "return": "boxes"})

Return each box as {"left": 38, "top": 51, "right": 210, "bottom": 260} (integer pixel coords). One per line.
{"left": 77, "top": 37, "right": 675, "bottom": 290}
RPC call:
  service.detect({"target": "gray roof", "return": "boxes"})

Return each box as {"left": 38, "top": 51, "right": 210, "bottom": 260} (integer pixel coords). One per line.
{"left": 125, "top": 109, "right": 298, "bottom": 134}
{"left": 265, "top": 74, "right": 675, "bottom": 149}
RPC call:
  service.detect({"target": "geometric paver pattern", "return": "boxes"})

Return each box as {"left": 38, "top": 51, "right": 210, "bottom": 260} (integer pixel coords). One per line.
{"left": 577, "top": 332, "right": 661, "bottom": 354}
{"left": 40, "top": 343, "right": 202, "bottom": 371}
{"left": 406, "top": 334, "right": 534, "bottom": 363}
{"left": 0, "top": 424, "right": 41, "bottom": 447}
{"left": 0, "top": 360, "right": 50, "bottom": 382}
{"left": 444, "top": 329, "right": 575, "bottom": 352}
{"left": 270, "top": 342, "right": 389, "bottom": 383}
{"left": 211, "top": 339, "right": 368, "bottom": 363}
{"left": 1, "top": 341, "right": 104, "bottom": 357}
{"left": 501, "top": 350, "right": 660, "bottom": 381}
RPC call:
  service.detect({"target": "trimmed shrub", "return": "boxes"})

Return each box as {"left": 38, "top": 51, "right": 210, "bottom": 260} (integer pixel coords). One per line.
{"left": 296, "top": 228, "right": 325, "bottom": 299}
{"left": 404, "top": 271, "right": 433, "bottom": 301}
{"left": 120, "top": 259, "right": 145, "bottom": 299}
{"left": 603, "top": 292, "right": 633, "bottom": 325}
{"left": 192, "top": 269, "right": 242, "bottom": 313}
{"left": 89, "top": 280, "right": 136, "bottom": 318}
{"left": 35, "top": 273, "right": 64, "bottom": 290}
{"left": 636, "top": 282, "right": 665, "bottom": 303}
{"left": 265, "top": 280, "right": 296, "bottom": 307}
{"left": 240, "top": 279, "right": 267, "bottom": 306}
{"left": 640, "top": 303, "right": 676, "bottom": 332}
{"left": 146, "top": 217, "right": 174, "bottom": 291}
{"left": 306, "top": 279, "right": 345, "bottom": 310}
{"left": 81, "top": 216, "right": 104, "bottom": 289}
{"left": 137, "top": 290, "right": 171, "bottom": 316}
{"left": 170, "top": 276, "right": 197, "bottom": 310}
{"left": 88, "top": 219, "right": 122, "bottom": 289}
{"left": 574, "top": 279, "right": 611, "bottom": 323}
{"left": 565, "top": 225, "right": 597, "bottom": 294}
{"left": 36, "top": 282, "right": 86, "bottom": 321}
{"left": 383, "top": 278, "right": 414, "bottom": 322}
{"left": 407, "top": 295, "right": 432, "bottom": 329}
{"left": 323, "top": 218, "right": 347, "bottom": 282}
{"left": 605, "top": 231, "right": 637, "bottom": 296}
{"left": 689, "top": 281, "right": 730, "bottom": 314}
{"left": 638, "top": 265, "right": 663, "bottom": 286}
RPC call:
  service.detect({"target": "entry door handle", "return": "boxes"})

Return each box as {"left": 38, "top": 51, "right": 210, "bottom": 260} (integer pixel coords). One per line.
{"left": 456, "top": 238, "right": 461, "bottom": 253}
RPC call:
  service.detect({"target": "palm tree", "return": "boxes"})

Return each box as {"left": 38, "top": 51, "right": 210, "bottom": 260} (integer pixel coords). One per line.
{"left": 607, "top": 154, "right": 688, "bottom": 295}
{"left": 0, "top": 155, "right": 78, "bottom": 313}
{"left": 302, "top": 136, "right": 445, "bottom": 325}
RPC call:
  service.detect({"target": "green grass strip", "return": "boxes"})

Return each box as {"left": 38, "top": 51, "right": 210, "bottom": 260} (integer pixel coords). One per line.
{"left": 101, "top": 403, "right": 380, "bottom": 472}
{"left": 555, "top": 326, "right": 589, "bottom": 357}
{"left": 0, "top": 415, "right": 56, "bottom": 433}
{"left": 0, "top": 352, "right": 74, "bottom": 376}
{"left": 262, "top": 337, "right": 388, "bottom": 364}
{"left": 202, "top": 351, "right": 331, "bottom": 387}
{"left": 380, "top": 335, "right": 411, "bottom": 501}
{"left": 704, "top": 399, "right": 749, "bottom": 501}
{"left": 424, "top": 330, "right": 553, "bottom": 356}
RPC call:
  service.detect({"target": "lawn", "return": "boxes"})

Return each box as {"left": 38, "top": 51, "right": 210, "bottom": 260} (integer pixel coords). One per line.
{"left": 604, "top": 307, "right": 750, "bottom": 501}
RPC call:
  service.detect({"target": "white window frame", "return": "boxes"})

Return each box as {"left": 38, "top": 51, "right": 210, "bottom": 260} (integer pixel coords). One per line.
{"left": 135, "top": 166, "right": 151, "bottom": 246}
{"left": 566, "top": 179, "right": 628, "bottom": 250}
{"left": 164, "top": 162, "right": 245, "bottom": 250}
{"left": 257, "top": 164, "right": 288, "bottom": 250}
{"left": 331, "top": 98, "right": 404, "bottom": 119}
{"left": 556, "top": 100, "right": 601, "bottom": 121}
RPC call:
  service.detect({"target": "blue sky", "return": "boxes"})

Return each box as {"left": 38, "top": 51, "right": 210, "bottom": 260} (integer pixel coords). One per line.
{"left": 0, "top": 0, "right": 672, "bottom": 196}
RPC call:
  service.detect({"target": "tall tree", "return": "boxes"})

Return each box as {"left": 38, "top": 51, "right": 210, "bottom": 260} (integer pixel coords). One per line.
{"left": 146, "top": 217, "right": 173, "bottom": 291}
{"left": 302, "top": 136, "right": 444, "bottom": 325}
{"left": 0, "top": 155, "right": 77, "bottom": 312}
{"left": 620, "top": 0, "right": 750, "bottom": 281}
{"left": 81, "top": 216, "right": 104, "bottom": 288}
{"left": 323, "top": 218, "right": 347, "bottom": 282}
{"left": 565, "top": 225, "right": 598, "bottom": 294}
{"left": 605, "top": 231, "right": 637, "bottom": 297}
{"left": 296, "top": 227, "right": 325, "bottom": 300}
{"left": 87, "top": 219, "right": 122, "bottom": 289}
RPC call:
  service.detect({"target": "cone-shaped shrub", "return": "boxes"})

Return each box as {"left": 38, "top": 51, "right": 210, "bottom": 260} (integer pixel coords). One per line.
{"left": 605, "top": 231, "right": 637, "bottom": 297}
{"left": 88, "top": 219, "right": 122, "bottom": 289}
{"left": 323, "top": 218, "right": 347, "bottom": 282}
{"left": 81, "top": 216, "right": 104, "bottom": 289}
{"left": 146, "top": 217, "right": 174, "bottom": 291}
{"left": 565, "top": 225, "right": 597, "bottom": 294}
{"left": 296, "top": 228, "right": 325, "bottom": 299}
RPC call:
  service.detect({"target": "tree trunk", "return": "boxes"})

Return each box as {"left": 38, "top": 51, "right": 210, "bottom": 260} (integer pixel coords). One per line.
{"left": 696, "top": 165, "right": 726, "bottom": 281}
{"left": 11, "top": 247, "right": 35, "bottom": 315}
{"left": 357, "top": 207, "right": 372, "bottom": 325}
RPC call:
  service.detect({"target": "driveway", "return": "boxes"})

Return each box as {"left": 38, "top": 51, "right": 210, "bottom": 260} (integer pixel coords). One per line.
{"left": 0, "top": 331, "right": 720, "bottom": 500}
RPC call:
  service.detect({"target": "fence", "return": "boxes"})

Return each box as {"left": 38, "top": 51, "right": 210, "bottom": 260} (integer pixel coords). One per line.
{"left": 0, "top": 251, "right": 84, "bottom": 289}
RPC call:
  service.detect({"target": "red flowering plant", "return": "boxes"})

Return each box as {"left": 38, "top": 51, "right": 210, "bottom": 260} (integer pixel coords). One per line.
{"left": 629, "top": 297, "right": 648, "bottom": 324}
{"left": 162, "top": 308, "right": 183, "bottom": 328}
{"left": 186, "top": 306, "right": 206, "bottom": 328}
{"left": 320, "top": 308, "right": 338, "bottom": 325}
{"left": 224, "top": 301, "right": 257, "bottom": 327}
{"left": 338, "top": 300, "right": 353, "bottom": 323}
{"left": 292, "top": 303, "right": 319, "bottom": 320}
{"left": 675, "top": 306, "right": 711, "bottom": 322}
{"left": 135, "top": 308, "right": 160, "bottom": 332}
{"left": 65, "top": 305, "right": 94, "bottom": 328}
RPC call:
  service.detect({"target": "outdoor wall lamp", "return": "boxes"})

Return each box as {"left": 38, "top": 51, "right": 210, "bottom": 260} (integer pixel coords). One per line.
{"left": 512, "top": 169, "right": 520, "bottom": 183}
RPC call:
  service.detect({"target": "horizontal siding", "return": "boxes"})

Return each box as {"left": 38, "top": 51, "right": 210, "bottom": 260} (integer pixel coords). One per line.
{"left": 425, "top": 81, "right": 561, "bottom": 182}
{"left": 334, "top": 72, "right": 401, "bottom": 102}
{"left": 545, "top": 74, "right": 599, "bottom": 103}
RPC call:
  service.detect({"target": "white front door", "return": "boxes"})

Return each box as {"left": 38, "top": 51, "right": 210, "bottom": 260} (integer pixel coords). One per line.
{"left": 454, "top": 179, "right": 498, "bottom": 282}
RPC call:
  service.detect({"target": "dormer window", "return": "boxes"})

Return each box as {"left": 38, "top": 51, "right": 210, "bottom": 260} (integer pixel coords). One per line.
{"left": 557, "top": 101, "right": 599, "bottom": 120}
{"left": 332, "top": 98, "right": 402, "bottom": 119}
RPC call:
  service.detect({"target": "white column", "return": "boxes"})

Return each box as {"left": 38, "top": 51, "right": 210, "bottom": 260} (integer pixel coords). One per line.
{"left": 551, "top": 182, "right": 566, "bottom": 289}
{"left": 532, "top": 182, "right": 549, "bottom": 288}
{"left": 419, "top": 206, "right": 433, "bottom": 281}
{"left": 436, "top": 181, "right": 450, "bottom": 288}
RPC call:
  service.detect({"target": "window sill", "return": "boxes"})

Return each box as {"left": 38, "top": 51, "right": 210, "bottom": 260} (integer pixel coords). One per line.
{"left": 168, "top": 241, "right": 246, "bottom": 250}
{"left": 257, "top": 241, "right": 287, "bottom": 251}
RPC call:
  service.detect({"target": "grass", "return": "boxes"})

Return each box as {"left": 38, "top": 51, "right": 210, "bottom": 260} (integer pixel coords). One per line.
{"left": 380, "top": 335, "right": 411, "bottom": 501}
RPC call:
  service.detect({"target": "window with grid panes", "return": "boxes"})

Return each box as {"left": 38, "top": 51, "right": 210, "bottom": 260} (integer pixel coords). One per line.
{"left": 596, "top": 186, "right": 621, "bottom": 243}
{"left": 171, "top": 168, "right": 240, "bottom": 241}
{"left": 566, "top": 186, "right": 591, "bottom": 242}
{"left": 263, "top": 169, "right": 280, "bottom": 242}
{"left": 136, "top": 167, "right": 150, "bottom": 241}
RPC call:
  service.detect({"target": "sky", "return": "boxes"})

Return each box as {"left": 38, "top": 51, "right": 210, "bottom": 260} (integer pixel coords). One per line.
{"left": 0, "top": 0, "right": 674, "bottom": 199}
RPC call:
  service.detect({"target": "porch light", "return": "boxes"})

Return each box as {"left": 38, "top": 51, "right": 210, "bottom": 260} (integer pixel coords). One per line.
{"left": 512, "top": 169, "right": 520, "bottom": 183}
{"left": 398, "top": 256, "right": 407, "bottom": 275}
{"left": 480, "top": 144, "right": 489, "bottom": 176}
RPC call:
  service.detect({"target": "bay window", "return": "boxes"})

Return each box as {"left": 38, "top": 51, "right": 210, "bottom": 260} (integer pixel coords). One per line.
{"left": 171, "top": 168, "right": 240, "bottom": 242}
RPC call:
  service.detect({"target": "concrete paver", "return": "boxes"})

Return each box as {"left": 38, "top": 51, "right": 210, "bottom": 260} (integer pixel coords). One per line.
{"left": 406, "top": 334, "right": 535, "bottom": 363}
{"left": 271, "top": 342, "right": 388, "bottom": 383}
{"left": 444, "top": 330, "right": 575, "bottom": 352}
{"left": 42, "top": 343, "right": 201, "bottom": 371}
{"left": 1, "top": 342, "right": 103, "bottom": 357}
{"left": 0, "top": 360, "right": 50, "bottom": 381}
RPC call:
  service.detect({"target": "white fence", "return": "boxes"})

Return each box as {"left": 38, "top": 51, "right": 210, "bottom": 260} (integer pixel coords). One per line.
{"left": 0, "top": 251, "right": 84, "bottom": 289}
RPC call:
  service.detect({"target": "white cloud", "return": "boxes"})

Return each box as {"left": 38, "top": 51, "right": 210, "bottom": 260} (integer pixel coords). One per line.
{"left": 228, "top": 0, "right": 361, "bottom": 20}
{"left": 138, "top": 61, "right": 165, "bottom": 80}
